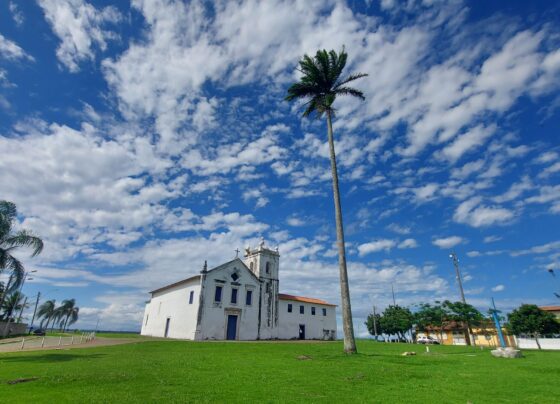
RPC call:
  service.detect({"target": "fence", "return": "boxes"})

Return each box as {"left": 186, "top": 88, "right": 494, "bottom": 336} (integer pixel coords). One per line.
{"left": 515, "top": 337, "right": 560, "bottom": 350}
{"left": 0, "top": 332, "right": 96, "bottom": 352}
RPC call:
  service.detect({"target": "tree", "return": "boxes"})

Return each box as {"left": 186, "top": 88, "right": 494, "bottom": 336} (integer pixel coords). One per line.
{"left": 365, "top": 312, "right": 383, "bottom": 337}
{"left": 58, "top": 299, "right": 78, "bottom": 331}
{"left": 37, "top": 299, "right": 56, "bottom": 331}
{"left": 1, "top": 291, "right": 25, "bottom": 321}
{"left": 0, "top": 201, "right": 43, "bottom": 306}
{"left": 414, "top": 302, "right": 448, "bottom": 343}
{"left": 443, "top": 300, "right": 484, "bottom": 346}
{"left": 285, "top": 48, "right": 367, "bottom": 353}
{"left": 379, "top": 305, "right": 414, "bottom": 342}
{"left": 507, "top": 304, "right": 560, "bottom": 349}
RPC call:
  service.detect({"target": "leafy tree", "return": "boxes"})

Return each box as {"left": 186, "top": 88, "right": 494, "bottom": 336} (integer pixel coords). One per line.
{"left": 57, "top": 299, "right": 79, "bottom": 331}
{"left": 414, "top": 302, "right": 448, "bottom": 342}
{"left": 443, "top": 300, "right": 484, "bottom": 345}
{"left": 0, "top": 201, "right": 43, "bottom": 306}
{"left": 365, "top": 312, "right": 383, "bottom": 337}
{"left": 285, "top": 48, "right": 367, "bottom": 353}
{"left": 1, "top": 291, "right": 25, "bottom": 321}
{"left": 379, "top": 305, "right": 414, "bottom": 341}
{"left": 507, "top": 304, "right": 560, "bottom": 349}
{"left": 37, "top": 299, "right": 57, "bottom": 331}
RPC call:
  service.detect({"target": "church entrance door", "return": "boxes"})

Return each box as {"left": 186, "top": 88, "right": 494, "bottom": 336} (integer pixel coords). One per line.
{"left": 299, "top": 324, "right": 305, "bottom": 340}
{"left": 226, "top": 315, "right": 238, "bottom": 340}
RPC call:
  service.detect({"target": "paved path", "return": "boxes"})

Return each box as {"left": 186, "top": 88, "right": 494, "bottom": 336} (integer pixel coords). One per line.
{"left": 0, "top": 336, "right": 142, "bottom": 353}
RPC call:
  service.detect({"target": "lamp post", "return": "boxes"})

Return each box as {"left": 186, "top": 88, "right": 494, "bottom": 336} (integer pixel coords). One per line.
{"left": 449, "top": 253, "right": 475, "bottom": 346}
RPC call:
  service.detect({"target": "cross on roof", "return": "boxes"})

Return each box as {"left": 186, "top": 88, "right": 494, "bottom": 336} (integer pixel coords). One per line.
{"left": 235, "top": 248, "right": 240, "bottom": 258}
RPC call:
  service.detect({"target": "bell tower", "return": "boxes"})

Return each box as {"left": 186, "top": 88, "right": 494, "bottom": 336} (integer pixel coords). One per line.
{"left": 244, "top": 237, "right": 279, "bottom": 339}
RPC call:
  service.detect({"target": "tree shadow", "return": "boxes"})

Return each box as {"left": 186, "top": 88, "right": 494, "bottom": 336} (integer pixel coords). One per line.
{"left": 0, "top": 353, "right": 106, "bottom": 363}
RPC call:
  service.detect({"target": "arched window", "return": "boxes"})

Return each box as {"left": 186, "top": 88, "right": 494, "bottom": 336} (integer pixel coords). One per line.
{"left": 265, "top": 262, "right": 270, "bottom": 274}
{"left": 250, "top": 262, "right": 254, "bottom": 271}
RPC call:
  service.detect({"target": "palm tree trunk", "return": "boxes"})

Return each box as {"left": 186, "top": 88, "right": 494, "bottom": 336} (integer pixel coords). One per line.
{"left": 326, "top": 110, "right": 356, "bottom": 354}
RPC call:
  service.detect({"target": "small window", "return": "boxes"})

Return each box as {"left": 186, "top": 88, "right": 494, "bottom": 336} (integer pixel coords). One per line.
{"left": 231, "top": 272, "right": 239, "bottom": 281}
{"left": 322, "top": 308, "right": 327, "bottom": 316}
{"left": 311, "top": 307, "right": 316, "bottom": 315}
{"left": 300, "top": 305, "right": 304, "bottom": 314}
{"left": 189, "top": 290, "right": 194, "bottom": 304}
{"left": 246, "top": 290, "right": 253, "bottom": 306}
{"left": 215, "top": 286, "right": 223, "bottom": 302}
{"left": 145, "top": 315, "right": 149, "bottom": 325}
{"left": 265, "top": 262, "right": 270, "bottom": 274}
{"left": 250, "top": 262, "right": 254, "bottom": 270}
{"left": 288, "top": 303, "right": 292, "bottom": 313}
{"left": 231, "top": 288, "right": 238, "bottom": 304}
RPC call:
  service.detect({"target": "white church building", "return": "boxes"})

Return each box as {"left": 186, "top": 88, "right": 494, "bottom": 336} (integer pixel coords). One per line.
{"left": 140, "top": 239, "right": 337, "bottom": 341}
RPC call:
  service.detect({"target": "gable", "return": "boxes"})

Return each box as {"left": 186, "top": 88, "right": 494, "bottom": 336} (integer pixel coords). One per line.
{"left": 204, "top": 258, "right": 260, "bottom": 285}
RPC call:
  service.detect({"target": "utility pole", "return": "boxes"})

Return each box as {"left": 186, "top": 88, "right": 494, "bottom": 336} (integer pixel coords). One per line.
{"left": 490, "top": 297, "right": 507, "bottom": 348}
{"left": 372, "top": 305, "right": 378, "bottom": 337}
{"left": 391, "top": 283, "right": 396, "bottom": 306}
{"left": 30, "top": 292, "right": 41, "bottom": 330}
{"left": 450, "top": 252, "right": 466, "bottom": 303}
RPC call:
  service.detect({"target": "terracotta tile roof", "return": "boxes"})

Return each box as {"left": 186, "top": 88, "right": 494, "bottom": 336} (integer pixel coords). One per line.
{"left": 278, "top": 293, "right": 337, "bottom": 307}
{"left": 539, "top": 305, "right": 560, "bottom": 311}
{"left": 150, "top": 275, "right": 201, "bottom": 294}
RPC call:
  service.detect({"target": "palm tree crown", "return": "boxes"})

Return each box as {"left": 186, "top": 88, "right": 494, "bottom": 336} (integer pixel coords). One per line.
{"left": 285, "top": 47, "right": 367, "bottom": 117}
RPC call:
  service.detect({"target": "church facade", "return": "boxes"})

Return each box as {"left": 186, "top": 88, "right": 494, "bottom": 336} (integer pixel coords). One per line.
{"left": 140, "top": 240, "right": 337, "bottom": 340}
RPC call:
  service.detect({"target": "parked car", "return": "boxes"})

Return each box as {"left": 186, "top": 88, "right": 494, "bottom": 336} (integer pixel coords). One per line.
{"left": 417, "top": 336, "right": 440, "bottom": 344}
{"left": 32, "top": 328, "right": 46, "bottom": 336}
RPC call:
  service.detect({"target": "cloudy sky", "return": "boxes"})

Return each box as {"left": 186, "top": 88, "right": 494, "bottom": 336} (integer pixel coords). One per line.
{"left": 1, "top": 0, "right": 559, "bottom": 335}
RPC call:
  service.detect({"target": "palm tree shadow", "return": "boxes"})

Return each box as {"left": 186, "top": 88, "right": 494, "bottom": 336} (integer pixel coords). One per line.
{"left": 0, "top": 353, "right": 106, "bottom": 363}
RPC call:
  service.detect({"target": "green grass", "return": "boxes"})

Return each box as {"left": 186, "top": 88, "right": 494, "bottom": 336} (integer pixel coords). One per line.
{"left": 0, "top": 340, "right": 558, "bottom": 403}
{"left": 94, "top": 332, "right": 142, "bottom": 338}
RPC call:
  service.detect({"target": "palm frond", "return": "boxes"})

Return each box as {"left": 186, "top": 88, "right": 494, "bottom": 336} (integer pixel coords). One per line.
{"left": 4, "top": 230, "right": 44, "bottom": 257}
{"left": 334, "top": 73, "right": 369, "bottom": 89}
{"left": 334, "top": 86, "right": 366, "bottom": 100}
{"left": 0, "top": 201, "right": 17, "bottom": 222}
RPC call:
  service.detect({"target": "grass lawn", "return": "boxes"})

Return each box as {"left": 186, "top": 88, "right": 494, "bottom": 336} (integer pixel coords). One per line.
{"left": 0, "top": 339, "right": 558, "bottom": 403}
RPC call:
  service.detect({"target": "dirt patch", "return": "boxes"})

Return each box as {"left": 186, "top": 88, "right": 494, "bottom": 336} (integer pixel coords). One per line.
{"left": 7, "top": 377, "right": 38, "bottom": 385}
{"left": 296, "top": 355, "right": 312, "bottom": 360}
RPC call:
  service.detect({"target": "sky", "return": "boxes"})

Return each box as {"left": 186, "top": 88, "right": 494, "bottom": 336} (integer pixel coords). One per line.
{"left": 1, "top": 0, "right": 559, "bottom": 335}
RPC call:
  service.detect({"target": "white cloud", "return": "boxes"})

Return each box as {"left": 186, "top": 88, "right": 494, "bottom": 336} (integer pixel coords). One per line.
{"left": 386, "top": 223, "right": 411, "bottom": 235}
{"left": 358, "top": 239, "right": 397, "bottom": 256}
{"left": 438, "top": 124, "right": 496, "bottom": 163}
{"left": 0, "top": 34, "right": 34, "bottom": 61}
{"left": 38, "top": 0, "right": 121, "bottom": 72}
{"left": 453, "top": 197, "right": 514, "bottom": 227}
{"left": 398, "top": 238, "right": 418, "bottom": 249}
{"left": 491, "top": 284, "right": 505, "bottom": 292}
{"left": 9, "top": 2, "right": 24, "bottom": 26}
{"left": 432, "top": 236, "right": 464, "bottom": 249}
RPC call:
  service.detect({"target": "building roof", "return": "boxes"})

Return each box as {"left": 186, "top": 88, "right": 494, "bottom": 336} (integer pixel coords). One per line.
{"left": 150, "top": 275, "right": 201, "bottom": 294}
{"left": 539, "top": 305, "right": 560, "bottom": 312}
{"left": 278, "top": 293, "right": 337, "bottom": 307}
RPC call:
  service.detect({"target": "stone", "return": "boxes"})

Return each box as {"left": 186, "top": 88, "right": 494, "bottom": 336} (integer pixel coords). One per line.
{"left": 491, "top": 347, "right": 523, "bottom": 358}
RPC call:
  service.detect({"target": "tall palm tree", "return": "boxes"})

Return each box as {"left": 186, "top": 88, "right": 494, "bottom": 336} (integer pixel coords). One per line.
{"left": 37, "top": 299, "right": 56, "bottom": 331}
{"left": 66, "top": 306, "right": 79, "bottom": 330}
{"left": 0, "top": 201, "right": 43, "bottom": 305}
{"left": 58, "top": 299, "right": 77, "bottom": 331}
{"left": 286, "top": 48, "right": 367, "bottom": 353}
{"left": 1, "top": 291, "right": 25, "bottom": 321}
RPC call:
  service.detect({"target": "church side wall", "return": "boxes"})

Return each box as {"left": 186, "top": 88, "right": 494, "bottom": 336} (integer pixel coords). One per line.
{"left": 140, "top": 279, "right": 201, "bottom": 340}
{"left": 198, "top": 262, "right": 260, "bottom": 340}
{"left": 278, "top": 300, "right": 337, "bottom": 340}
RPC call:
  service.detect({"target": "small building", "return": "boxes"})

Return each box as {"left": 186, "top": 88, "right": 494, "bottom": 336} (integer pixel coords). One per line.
{"left": 140, "top": 239, "right": 337, "bottom": 340}
{"left": 539, "top": 305, "right": 560, "bottom": 320}
{"left": 416, "top": 321, "right": 516, "bottom": 347}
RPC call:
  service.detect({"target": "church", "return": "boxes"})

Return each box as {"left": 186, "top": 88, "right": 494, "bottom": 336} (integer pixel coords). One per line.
{"left": 140, "top": 239, "right": 337, "bottom": 340}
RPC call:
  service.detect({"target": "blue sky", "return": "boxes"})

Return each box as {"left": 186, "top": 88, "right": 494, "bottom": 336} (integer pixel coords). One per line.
{"left": 1, "top": 0, "right": 559, "bottom": 334}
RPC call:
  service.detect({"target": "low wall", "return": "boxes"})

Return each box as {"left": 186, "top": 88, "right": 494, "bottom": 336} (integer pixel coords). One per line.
{"left": 0, "top": 322, "right": 28, "bottom": 337}
{"left": 515, "top": 337, "right": 560, "bottom": 350}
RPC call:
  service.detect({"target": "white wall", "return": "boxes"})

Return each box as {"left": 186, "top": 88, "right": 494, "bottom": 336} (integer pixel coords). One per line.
{"left": 140, "top": 278, "right": 201, "bottom": 339}
{"left": 198, "top": 260, "right": 261, "bottom": 340}
{"left": 278, "top": 299, "right": 337, "bottom": 340}
{"left": 516, "top": 337, "right": 560, "bottom": 350}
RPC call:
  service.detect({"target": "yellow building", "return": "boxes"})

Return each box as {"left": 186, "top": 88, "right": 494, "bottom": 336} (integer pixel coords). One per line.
{"left": 539, "top": 305, "right": 560, "bottom": 320}
{"left": 416, "top": 321, "right": 516, "bottom": 347}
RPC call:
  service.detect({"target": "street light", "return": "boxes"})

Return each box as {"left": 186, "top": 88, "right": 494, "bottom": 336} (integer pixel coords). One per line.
{"left": 449, "top": 252, "right": 475, "bottom": 346}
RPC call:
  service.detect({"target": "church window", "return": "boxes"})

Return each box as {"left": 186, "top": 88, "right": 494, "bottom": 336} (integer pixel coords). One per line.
{"left": 322, "top": 308, "right": 327, "bottom": 316}
{"left": 287, "top": 304, "right": 292, "bottom": 313}
{"left": 265, "top": 262, "right": 270, "bottom": 274}
{"left": 250, "top": 262, "right": 254, "bottom": 270}
{"left": 231, "top": 288, "right": 238, "bottom": 304}
{"left": 311, "top": 307, "right": 316, "bottom": 315}
{"left": 231, "top": 272, "right": 239, "bottom": 281}
{"left": 300, "top": 305, "right": 304, "bottom": 314}
{"left": 189, "top": 291, "right": 194, "bottom": 304}
{"left": 246, "top": 290, "right": 253, "bottom": 306}
{"left": 215, "top": 286, "right": 223, "bottom": 302}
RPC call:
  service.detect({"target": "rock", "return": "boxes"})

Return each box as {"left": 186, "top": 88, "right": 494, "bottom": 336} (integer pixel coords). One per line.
{"left": 491, "top": 347, "right": 523, "bottom": 358}
{"left": 401, "top": 351, "right": 416, "bottom": 356}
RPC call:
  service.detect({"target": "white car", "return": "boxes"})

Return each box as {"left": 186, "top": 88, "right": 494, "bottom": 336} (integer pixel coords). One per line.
{"left": 417, "top": 336, "right": 440, "bottom": 344}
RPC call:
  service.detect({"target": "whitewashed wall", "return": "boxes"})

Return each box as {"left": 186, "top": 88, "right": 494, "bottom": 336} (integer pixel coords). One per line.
{"left": 140, "top": 278, "right": 201, "bottom": 339}
{"left": 198, "top": 260, "right": 260, "bottom": 340}
{"left": 277, "top": 299, "right": 336, "bottom": 340}
{"left": 515, "top": 337, "right": 560, "bottom": 350}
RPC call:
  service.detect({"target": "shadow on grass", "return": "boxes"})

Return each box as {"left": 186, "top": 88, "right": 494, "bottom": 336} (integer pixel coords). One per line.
{"left": 0, "top": 353, "right": 106, "bottom": 363}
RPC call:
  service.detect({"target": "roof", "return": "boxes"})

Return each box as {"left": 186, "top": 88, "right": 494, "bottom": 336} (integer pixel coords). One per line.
{"left": 539, "top": 305, "right": 560, "bottom": 311}
{"left": 279, "top": 293, "right": 337, "bottom": 307}
{"left": 150, "top": 275, "right": 201, "bottom": 294}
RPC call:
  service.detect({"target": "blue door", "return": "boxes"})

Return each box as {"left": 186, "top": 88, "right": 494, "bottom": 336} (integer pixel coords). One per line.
{"left": 226, "top": 315, "right": 237, "bottom": 340}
